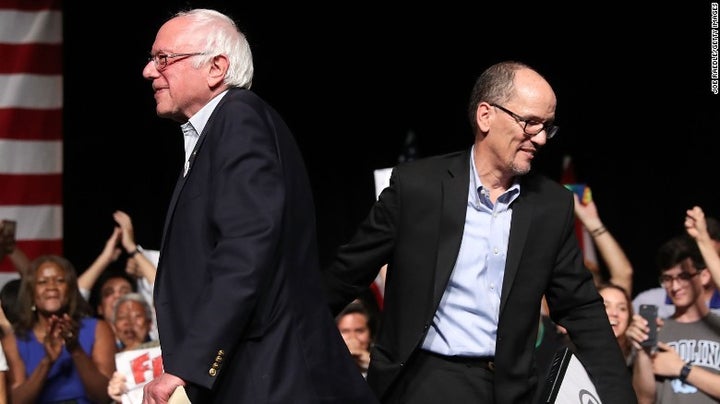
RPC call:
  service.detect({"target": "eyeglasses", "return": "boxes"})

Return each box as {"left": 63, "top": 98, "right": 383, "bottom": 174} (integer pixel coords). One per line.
{"left": 148, "top": 52, "right": 207, "bottom": 70}
{"left": 490, "top": 104, "right": 559, "bottom": 139}
{"left": 659, "top": 271, "right": 700, "bottom": 287}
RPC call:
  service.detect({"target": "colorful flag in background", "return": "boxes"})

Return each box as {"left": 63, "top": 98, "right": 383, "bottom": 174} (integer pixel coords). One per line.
{"left": 0, "top": 0, "right": 63, "bottom": 284}
{"left": 560, "top": 155, "right": 598, "bottom": 272}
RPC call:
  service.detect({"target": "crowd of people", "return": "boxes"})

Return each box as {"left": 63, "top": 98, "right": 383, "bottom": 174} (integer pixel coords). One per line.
{"left": 1, "top": 197, "right": 714, "bottom": 404}
{"left": 0, "top": 211, "right": 158, "bottom": 403}
{"left": 0, "top": 6, "right": 716, "bottom": 404}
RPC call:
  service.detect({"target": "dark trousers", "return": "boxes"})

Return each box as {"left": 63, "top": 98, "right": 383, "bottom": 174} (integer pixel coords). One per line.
{"left": 384, "top": 350, "right": 495, "bottom": 404}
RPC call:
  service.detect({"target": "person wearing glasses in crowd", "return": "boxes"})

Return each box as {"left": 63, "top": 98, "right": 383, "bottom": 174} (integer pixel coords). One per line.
{"left": 628, "top": 232, "right": 720, "bottom": 403}
{"left": 139, "top": 8, "right": 376, "bottom": 404}
{"left": 633, "top": 213, "right": 720, "bottom": 319}
{"left": 322, "top": 60, "right": 636, "bottom": 403}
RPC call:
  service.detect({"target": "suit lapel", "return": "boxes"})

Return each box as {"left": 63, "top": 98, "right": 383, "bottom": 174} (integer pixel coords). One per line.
{"left": 159, "top": 114, "right": 214, "bottom": 259}
{"left": 430, "top": 151, "right": 535, "bottom": 317}
{"left": 499, "top": 185, "right": 532, "bottom": 315}
{"left": 433, "top": 152, "right": 471, "bottom": 305}
{"left": 159, "top": 90, "right": 239, "bottom": 259}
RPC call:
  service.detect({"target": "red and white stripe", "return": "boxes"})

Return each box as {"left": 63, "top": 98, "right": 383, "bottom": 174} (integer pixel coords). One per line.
{"left": 0, "top": 0, "right": 63, "bottom": 283}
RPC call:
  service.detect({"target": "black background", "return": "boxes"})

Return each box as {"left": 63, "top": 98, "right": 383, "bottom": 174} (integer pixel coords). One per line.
{"left": 62, "top": 2, "right": 720, "bottom": 297}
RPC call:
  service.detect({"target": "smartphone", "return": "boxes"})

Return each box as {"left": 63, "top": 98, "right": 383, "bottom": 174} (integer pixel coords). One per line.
{"left": 564, "top": 184, "right": 592, "bottom": 205}
{"left": 639, "top": 304, "right": 658, "bottom": 352}
{"left": 1, "top": 220, "right": 16, "bottom": 241}
{"left": 1, "top": 219, "right": 16, "bottom": 253}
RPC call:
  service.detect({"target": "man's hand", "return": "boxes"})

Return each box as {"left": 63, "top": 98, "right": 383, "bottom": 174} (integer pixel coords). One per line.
{"left": 142, "top": 372, "right": 186, "bottom": 404}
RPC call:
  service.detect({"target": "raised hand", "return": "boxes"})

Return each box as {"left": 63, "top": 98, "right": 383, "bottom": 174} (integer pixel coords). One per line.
{"left": 113, "top": 210, "right": 137, "bottom": 253}
{"left": 685, "top": 206, "right": 710, "bottom": 242}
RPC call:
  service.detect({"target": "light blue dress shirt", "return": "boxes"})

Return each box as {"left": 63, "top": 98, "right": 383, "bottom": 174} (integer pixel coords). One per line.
{"left": 421, "top": 147, "right": 520, "bottom": 357}
{"left": 181, "top": 89, "right": 229, "bottom": 177}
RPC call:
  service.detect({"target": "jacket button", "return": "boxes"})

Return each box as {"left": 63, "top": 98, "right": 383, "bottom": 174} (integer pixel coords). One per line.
{"left": 209, "top": 368, "right": 217, "bottom": 377}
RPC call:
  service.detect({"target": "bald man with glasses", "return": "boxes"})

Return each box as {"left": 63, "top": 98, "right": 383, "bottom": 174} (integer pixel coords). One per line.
{"left": 323, "top": 60, "right": 636, "bottom": 404}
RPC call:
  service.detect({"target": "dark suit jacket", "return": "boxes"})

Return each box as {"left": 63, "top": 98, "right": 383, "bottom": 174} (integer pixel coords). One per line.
{"left": 155, "top": 88, "right": 378, "bottom": 404}
{"left": 323, "top": 150, "right": 636, "bottom": 403}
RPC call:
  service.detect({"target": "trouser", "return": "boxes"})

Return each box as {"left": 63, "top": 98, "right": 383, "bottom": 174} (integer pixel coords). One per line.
{"left": 383, "top": 349, "right": 495, "bottom": 404}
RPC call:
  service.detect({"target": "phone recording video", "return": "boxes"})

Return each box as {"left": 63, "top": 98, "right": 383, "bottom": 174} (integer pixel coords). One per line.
{"left": 564, "top": 184, "right": 593, "bottom": 205}
{"left": 639, "top": 304, "right": 658, "bottom": 353}
{"left": 1, "top": 219, "right": 17, "bottom": 254}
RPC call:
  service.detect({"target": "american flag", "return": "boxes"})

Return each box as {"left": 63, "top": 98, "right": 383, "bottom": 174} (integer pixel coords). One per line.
{"left": 0, "top": 0, "right": 63, "bottom": 284}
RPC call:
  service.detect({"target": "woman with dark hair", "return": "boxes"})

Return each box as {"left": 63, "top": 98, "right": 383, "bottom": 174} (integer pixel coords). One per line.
{"left": 0, "top": 278, "right": 20, "bottom": 330}
{"left": 596, "top": 282, "right": 634, "bottom": 367}
{"left": 9, "top": 254, "right": 116, "bottom": 403}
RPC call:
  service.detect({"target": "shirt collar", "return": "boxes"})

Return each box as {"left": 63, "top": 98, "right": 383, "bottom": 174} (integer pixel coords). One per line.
{"left": 469, "top": 145, "right": 521, "bottom": 206}
{"left": 185, "top": 89, "right": 230, "bottom": 137}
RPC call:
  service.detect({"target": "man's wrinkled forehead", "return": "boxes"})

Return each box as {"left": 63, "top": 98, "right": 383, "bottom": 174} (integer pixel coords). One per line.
{"left": 153, "top": 16, "right": 199, "bottom": 53}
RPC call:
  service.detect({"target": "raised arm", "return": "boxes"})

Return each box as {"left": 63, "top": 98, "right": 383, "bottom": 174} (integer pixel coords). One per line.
{"left": 126, "top": 253, "right": 156, "bottom": 286}
{"left": 573, "top": 194, "right": 634, "bottom": 294}
{"left": 685, "top": 206, "right": 720, "bottom": 290}
{"left": 78, "top": 227, "right": 122, "bottom": 297}
{"left": 0, "top": 220, "right": 30, "bottom": 277}
{"left": 114, "top": 211, "right": 156, "bottom": 285}
{"left": 6, "top": 248, "right": 30, "bottom": 278}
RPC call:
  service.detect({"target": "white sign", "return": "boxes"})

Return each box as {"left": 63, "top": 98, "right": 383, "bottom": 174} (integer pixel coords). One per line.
{"left": 541, "top": 347, "right": 602, "bottom": 404}
{"left": 373, "top": 167, "right": 393, "bottom": 200}
{"left": 115, "top": 346, "right": 164, "bottom": 404}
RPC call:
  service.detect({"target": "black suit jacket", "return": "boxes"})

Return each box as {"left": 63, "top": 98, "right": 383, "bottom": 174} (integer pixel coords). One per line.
{"left": 323, "top": 150, "right": 636, "bottom": 403}
{"left": 155, "top": 88, "right": 378, "bottom": 403}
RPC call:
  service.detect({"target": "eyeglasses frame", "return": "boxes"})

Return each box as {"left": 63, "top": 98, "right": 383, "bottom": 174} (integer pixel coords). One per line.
{"left": 148, "top": 52, "right": 208, "bottom": 70}
{"left": 658, "top": 271, "right": 702, "bottom": 287}
{"left": 490, "top": 103, "right": 559, "bottom": 139}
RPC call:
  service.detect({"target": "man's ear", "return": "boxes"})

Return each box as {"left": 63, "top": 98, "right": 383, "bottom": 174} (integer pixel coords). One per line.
{"left": 476, "top": 102, "right": 493, "bottom": 133}
{"left": 701, "top": 268, "right": 714, "bottom": 288}
{"left": 207, "top": 54, "right": 229, "bottom": 87}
